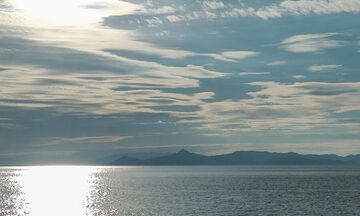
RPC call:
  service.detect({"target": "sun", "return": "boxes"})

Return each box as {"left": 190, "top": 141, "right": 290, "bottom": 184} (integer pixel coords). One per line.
{"left": 11, "top": 0, "right": 139, "bottom": 27}
{"left": 12, "top": 0, "right": 103, "bottom": 26}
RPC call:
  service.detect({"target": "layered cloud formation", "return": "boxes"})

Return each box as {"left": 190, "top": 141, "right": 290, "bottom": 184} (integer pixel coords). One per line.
{"left": 0, "top": 0, "right": 359, "bottom": 161}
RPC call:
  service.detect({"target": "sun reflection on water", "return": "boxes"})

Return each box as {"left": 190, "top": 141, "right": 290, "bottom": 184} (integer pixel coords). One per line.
{"left": 15, "top": 166, "right": 99, "bottom": 216}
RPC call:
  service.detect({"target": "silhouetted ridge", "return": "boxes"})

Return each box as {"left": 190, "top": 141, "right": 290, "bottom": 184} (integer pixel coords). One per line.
{"left": 177, "top": 149, "right": 191, "bottom": 155}
{"left": 110, "top": 150, "right": 360, "bottom": 166}
{"left": 142, "top": 149, "right": 207, "bottom": 165}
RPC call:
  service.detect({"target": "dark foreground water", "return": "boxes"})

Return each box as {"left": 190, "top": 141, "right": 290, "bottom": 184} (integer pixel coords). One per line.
{"left": 1, "top": 166, "right": 360, "bottom": 216}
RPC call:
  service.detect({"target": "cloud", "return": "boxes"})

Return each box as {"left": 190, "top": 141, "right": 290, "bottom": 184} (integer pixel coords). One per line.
{"left": 60, "top": 136, "right": 132, "bottom": 144}
{"left": 0, "top": 11, "right": 248, "bottom": 92}
{"left": 4, "top": 60, "right": 356, "bottom": 135}
{"left": 265, "top": 0, "right": 360, "bottom": 18}
{"left": 145, "top": 17, "right": 162, "bottom": 27}
{"left": 113, "top": 143, "right": 232, "bottom": 150}
{"left": 12, "top": 14, "right": 252, "bottom": 64}
{"left": 97, "top": 0, "right": 360, "bottom": 28}
{"left": 204, "top": 11, "right": 217, "bottom": 18}
{"left": 99, "top": 0, "right": 360, "bottom": 27}
{"left": 3, "top": 0, "right": 248, "bottom": 65}
{"left": 308, "top": 64, "right": 342, "bottom": 71}
{"left": 221, "top": 0, "right": 360, "bottom": 19}
{"left": 155, "top": 30, "right": 169, "bottom": 37}
{"left": 178, "top": 81, "right": 360, "bottom": 134}
{"left": 0, "top": 117, "right": 16, "bottom": 128}
{"left": 10, "top": 0, "right": 141, "bottom": 27}
{"left": 202, "top": 1, "right": 225, "bottom": 10}
{"left": 139, "top": 6, "right": 176, "bottom": 14}
{"left": 1, "top": 0, "right": 359, "bottom": 157}
{"left": 239, "top": 72, "right": 270, "bottom": 76}
{"left": 220, "top": 8, "right": 256, "bottom": 18}
{"left": 192, "top": 51, "right": 260, "bottom": 62}
{"left": 0, "top": 63, "right": 223, "bottom": 116}
{"left": 30, "top": 136, "right": 133, "bottom": 147}
{"left": 0, "top": 151, "right": 76, "bottom": 157}
{"left": 267, "top": 61, "right": 287, "bottom": 66}
{"left": 280, "top": 33, "right": 345, "bottom": 53}
{"left": 166, "top": 14, "right": 183, "bottom": 22}
{"left": 293, "top": 75, "right": 305, "bottom": 79}
{"left": 221, "top": 51, "right": 260, "bottom": 60}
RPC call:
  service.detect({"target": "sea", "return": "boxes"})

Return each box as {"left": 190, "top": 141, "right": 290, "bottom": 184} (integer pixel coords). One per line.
{"left": 1, "top": 166, "right": 360, "bottom": 216}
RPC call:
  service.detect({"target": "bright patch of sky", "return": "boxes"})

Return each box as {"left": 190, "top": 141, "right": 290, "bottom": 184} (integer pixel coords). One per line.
{"left": 0, "top": 0, "right": 359, "bottom": 163}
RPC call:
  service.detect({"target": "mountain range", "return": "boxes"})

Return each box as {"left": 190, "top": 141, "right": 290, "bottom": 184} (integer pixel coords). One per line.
{"left": 111, "top": 149, "right": 360, "bottom": 165}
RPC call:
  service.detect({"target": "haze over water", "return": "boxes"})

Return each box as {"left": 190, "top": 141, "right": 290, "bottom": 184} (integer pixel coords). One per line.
{"left": 1, "top": 166, "right": 360, "bottom": 216}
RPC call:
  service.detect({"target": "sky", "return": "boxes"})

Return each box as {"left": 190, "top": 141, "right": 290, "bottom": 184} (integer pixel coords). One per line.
{"left": 0, "top": 0, "right": 360, "bottom": 164}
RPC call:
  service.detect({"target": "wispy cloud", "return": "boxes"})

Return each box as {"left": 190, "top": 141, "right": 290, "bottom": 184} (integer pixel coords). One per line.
{"left": 113, "top": 143, "right": 233, "bottom": 150}
{"left": 0, "top": 117, "right": 16, "bottom": 128}
{"left": 153, "top": 0, "right": 360, "bottom": 23}
{"left": 31, "top": 136, "right": 133, "bottom": 147}
{"left": 155, "top": 30, "right": 169, "bottom": 37}
{"left": 61, "top": 136, "right": 132, "bottom": 144}
{"left": 1, "top": 0, "right": 359, "bottom": 157}
{"left": 293, "top": 75, "right": 305, "bottom": 79}
{"left": 221, "top": 51, "right": 260, "bottom": 60}
{"left": 280, "top": 33, "right": 345, "bottom": 53}
{"left": 166, "top": 14, "right": 183, "bottom": 22}
{"left": 84, "top": 0, "right": 360, "bottom": 33}
{"left": 239, "top": 72, "right": 270, "bottom": 76}
{"left": 202, "top": 1, "right": 225, "bottom": 10}
{"left": 3, "top": 0, "right": 252, "bottom": 66}
{"left": 138, "top": 5, "right": 176, "bottom": 15}
{"left": 308, "top": 64, "right": 342, "bottom": 71}
{"left": 221, "top": 0, "right": 360, "bottom": 19}
{"left": 178, "top": 81, "right": 360, "bottom": 134}
{"left": 145, "top": 17, "right": 163, "bottom": 27}
{"left": 267, "top": 61, "right": 287, "bottom": 66}
{"left": 0, "top": 63, "right": 224, "bottom": 117}
{"left": 0, "top": 151, "right": 76, "bottom": 157}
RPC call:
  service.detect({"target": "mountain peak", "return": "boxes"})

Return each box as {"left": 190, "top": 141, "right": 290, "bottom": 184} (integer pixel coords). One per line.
{"left": 177, "top": 149, "right": 191, "bottom": 155}
{"left": 110, "top": 150, "right": 360, "bottom": 166}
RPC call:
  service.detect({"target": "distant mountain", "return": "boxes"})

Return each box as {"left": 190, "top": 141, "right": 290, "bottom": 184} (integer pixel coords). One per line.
{"left": 110, "top": 149, "right": 360, "bottom": 165}
{"left": 122, "top": 152, "right": 170, "bottom": 160}
{"left": 95, "top": 152, "right": 170, "bottom": 165}
{"left": 112, "top": 156, "right": 142, "bottom": 165}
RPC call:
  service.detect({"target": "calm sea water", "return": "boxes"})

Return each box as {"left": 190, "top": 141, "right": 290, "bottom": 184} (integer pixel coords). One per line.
{"left": 1, "top": 166, "right": 360, "bottom": 216}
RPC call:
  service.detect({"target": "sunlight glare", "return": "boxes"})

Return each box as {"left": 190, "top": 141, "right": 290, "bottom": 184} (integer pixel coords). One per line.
{"left": 17, "top": 166, "right": 98, "bottom": 216}
{"left": 11, "top": 0, "right": 139, "bottom": 26}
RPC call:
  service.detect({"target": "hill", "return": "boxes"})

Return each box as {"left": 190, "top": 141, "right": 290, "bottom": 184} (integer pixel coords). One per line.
{"left": 110, "top": 149, "right": 360, "bottom": 165}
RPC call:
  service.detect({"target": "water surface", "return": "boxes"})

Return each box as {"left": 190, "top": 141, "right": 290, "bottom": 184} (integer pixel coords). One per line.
{"left": 1, "top": 166, "right": 360, "bottom": 215}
